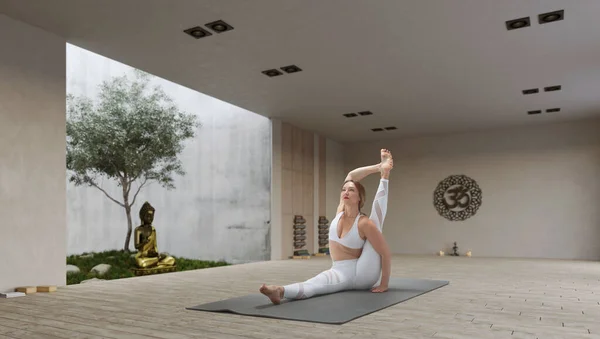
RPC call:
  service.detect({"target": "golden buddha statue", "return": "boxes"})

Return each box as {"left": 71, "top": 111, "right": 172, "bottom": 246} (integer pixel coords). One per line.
{"left": 134, "top": 202, "right": 175, "bottom": 270}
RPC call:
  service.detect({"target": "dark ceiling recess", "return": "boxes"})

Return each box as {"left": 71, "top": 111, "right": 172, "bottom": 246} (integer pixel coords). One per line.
{"left": 281, "top": 65, "right": 302, "bottom": 73}
{"left": 205, "top": 20, "right": 234, "bottom": 33}
{"left": 544, "top": 85, "right": 561, "bottom": 92}
{"left": 184, "top": 20, "right": 233, "bottom": 39}
{"left": 262, "top": 65, "right": 302, "bottom": 77}
{"left": 546, "top": 108, "right": 561, "bottom": 113}
{"left": 523, "top": 86, "right": 562, "bottom": 94}
{"left": 262, "top": 69, "right": 283, "bottom": 77}
{"left": 371, "top": 126, "right": 397, "bottom": 132}
{"left": 183, "top": 26, "right": 212, "bottom": 39}
{"left": 506, "top": 17, "right": 530, "bottom": 30}
{"left": 539, "top": 10, "right": 564, "bottom": 24}
{"left": 343, "top": 111, "right": 373, "bottom": 118}
{"left": 522, "top": 88, "right": 539, "bottom": 95}
{"left": 528, "top": 110, "right": 542, "bottom": 115}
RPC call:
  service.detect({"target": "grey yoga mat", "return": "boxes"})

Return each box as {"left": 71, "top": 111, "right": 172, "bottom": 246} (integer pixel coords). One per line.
{"left": 186, "top": 277, "right": 449, "bottom": 324}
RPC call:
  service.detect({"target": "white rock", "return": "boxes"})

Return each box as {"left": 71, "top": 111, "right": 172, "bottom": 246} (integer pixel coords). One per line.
{"left": 90, "top": 263, "right": 111, "bottom": 275}
{"left": 80, "top": 278, "right": 104, "bottom": 284}
{"left": 66, "top": 264, "right": 80, "bottom": 274}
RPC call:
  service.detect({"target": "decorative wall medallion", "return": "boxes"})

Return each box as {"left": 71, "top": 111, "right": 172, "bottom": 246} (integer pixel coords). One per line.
{"left": 433, "top": 174, "right": 482, "bottom": 221}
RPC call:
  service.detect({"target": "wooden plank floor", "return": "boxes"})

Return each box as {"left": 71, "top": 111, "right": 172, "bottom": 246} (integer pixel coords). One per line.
{"left": 1, "top": 255, "right": 600, "bottom": 339}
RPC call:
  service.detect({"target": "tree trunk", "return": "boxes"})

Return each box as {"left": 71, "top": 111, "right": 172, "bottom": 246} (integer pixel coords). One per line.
{"left": 122, "top": 178, "right": 132, "bottom": 252}
{"left": 124, "top": 204, "right": 133, "bottom": 252}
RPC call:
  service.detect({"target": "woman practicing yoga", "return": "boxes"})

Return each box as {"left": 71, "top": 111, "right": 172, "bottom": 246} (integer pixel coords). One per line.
{"left": 260, "top": 149, "right": 393, "bottom": 304}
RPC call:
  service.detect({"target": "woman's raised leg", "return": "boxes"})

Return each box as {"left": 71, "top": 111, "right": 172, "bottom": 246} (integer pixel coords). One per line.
{"left": 354, "top": 150, "right": 392, "bottom": 289}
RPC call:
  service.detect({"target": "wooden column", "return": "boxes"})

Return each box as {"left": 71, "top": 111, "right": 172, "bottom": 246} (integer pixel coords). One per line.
{"left": 281, "top": 123, "right": 315, "bottom": 258}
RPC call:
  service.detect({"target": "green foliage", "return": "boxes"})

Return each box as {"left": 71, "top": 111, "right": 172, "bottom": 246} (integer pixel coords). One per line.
{"left": 66, "top": 250, "right": 230, "bottom": 285}
{"left": 175, "top": 256, "right": 230, "bottom": 270}
{"left": 66, "top": 69, "right": 200, "bottom": 250}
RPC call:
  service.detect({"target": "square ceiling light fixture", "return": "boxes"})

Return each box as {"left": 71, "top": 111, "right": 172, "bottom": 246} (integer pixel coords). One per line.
{"left": 371, "top": 126, "right": 397, "bottom": 132}
{"left": 522, "top": 88, "right": 539, "bottom": 95}
{"left": 544, "top": 85, "right": 561, "bottom": 92}
{"left": 343, "top": 111, "right": 374, "bottom": 118}
{"left": 264, "top": 65, "right": 302, "bottom": 77}
{"left": 262, "top": 69, "right": 283, "bottom": 77}
{"left": 523, "top": 85, "right": 562, "bottom": 95}
{"left": 539, "top": 10, "right": 564, "bottom": 24}
{"left": 184, "top": 26, "right": 213, "bottom": 39}
{"left": 184, "top": 20, "right": 234, "bottom": 39}
{"left": 281, "top": 65, "right": 302, "bottom": 73}
{"left": 205, "top": 20, "right": 234, "bottom": 33}
{"left": 506, "top": 17, "right": 530, "bottom": 30}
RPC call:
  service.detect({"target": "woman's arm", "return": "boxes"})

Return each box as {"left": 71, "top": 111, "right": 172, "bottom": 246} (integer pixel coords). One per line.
{"left": 344, "top": 163, "right": 381, "bottom": 182}
{"left": 360, "top": 219, "right": 392, "bottom": 289}
{"left": 336, "top": 199, "right": 344, "bottom": 214}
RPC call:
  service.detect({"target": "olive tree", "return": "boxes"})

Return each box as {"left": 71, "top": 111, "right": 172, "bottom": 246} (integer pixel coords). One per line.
{"left": 66, "top": 70, "right": 199, "bottom": 251}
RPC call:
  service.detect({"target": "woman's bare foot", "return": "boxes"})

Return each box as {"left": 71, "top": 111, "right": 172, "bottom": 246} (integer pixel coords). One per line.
{"left": 380, "top": 149, "right": 393, "bottom": 178}
{"left": 260, "top": 284, "right": 284, "bottom": 304}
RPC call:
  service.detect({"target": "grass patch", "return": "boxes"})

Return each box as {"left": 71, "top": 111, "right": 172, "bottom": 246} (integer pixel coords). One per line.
{"left": 66, "top": 249, "right": 229, "bottom": 285}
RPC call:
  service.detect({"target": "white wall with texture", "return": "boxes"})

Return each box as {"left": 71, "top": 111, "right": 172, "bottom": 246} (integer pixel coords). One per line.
{"left": 0, "top": 14, "right": 66, "bottom": 293}
{"left": 344, "top": 119, "right": 600, "bottom": 260}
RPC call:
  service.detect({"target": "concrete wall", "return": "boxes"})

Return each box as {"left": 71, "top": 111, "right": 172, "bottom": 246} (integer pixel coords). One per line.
{"left": 270, "top": 120, "right": 283, "bottom": 260}
{"left": 344, "top": 119, "right": 600, "bottom": 260}
{"left": 66, "top": 45, "right": 271, "bottom": 264}
{"left": 0, "top": 15, "right": 66, "bottom": 293}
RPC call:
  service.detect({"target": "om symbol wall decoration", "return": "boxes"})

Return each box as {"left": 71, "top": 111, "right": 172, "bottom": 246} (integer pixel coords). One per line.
{"left": 433, "top": 174, "right": 482, "bottom": 221}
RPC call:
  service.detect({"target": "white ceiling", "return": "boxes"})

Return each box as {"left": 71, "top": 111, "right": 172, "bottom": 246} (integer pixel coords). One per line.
{"left": 1, "top": 0, "right": 600, "bottom": 142}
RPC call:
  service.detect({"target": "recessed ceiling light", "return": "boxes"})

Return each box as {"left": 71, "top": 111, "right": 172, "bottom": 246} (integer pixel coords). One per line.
{"left": 546, "top": 108, "right": 561, "bottom": 113}
{"left": 527, "top": 110, "right": 542, "bottom": 115}
{"left": 343, "top": 113, "right": 358, "bottom": 118}
{"left": 262, "top": 69, "right": 283, "bottom": 77}
{"left": 371, "top": 128, "right": 384, "bottom": 132}
{"left": 522, "top": 88, "right": 539, "bottom": 95}
{"left": 384, "top": 126, "right": 397, "bottom": 130}
{"left": 280, "top": 65, "right": 302, "bottom": 74}
{"left": 183, "top": 26, "right": 213, "bottom": 39}
{"left": 544, "top": 85, "right": 561, "bottom": 92}
{"left": 358, "top": 111, "right": 373, "bottom": 116}
{"left": 205, "top": 20, "right": 234, "bottom": 33}
{"left": 506, "top": 17, "right": 530, "bottom": 30}
{"left": 539, "top": 10, "right": 564, "bottom": 24}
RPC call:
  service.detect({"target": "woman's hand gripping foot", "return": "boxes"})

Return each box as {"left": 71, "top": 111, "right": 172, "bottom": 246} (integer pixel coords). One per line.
{"left": 380, "top": 149, "right": 393, "bottom": 177}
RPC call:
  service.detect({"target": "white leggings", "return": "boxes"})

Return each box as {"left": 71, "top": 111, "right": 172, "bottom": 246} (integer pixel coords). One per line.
{"left": 283, "top": 178, "right": 389, "bottom": 300}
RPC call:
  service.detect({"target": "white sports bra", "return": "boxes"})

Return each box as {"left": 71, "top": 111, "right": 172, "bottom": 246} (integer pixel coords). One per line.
{"left": 328, "top": 212, "right": 366, "bottom": 249}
